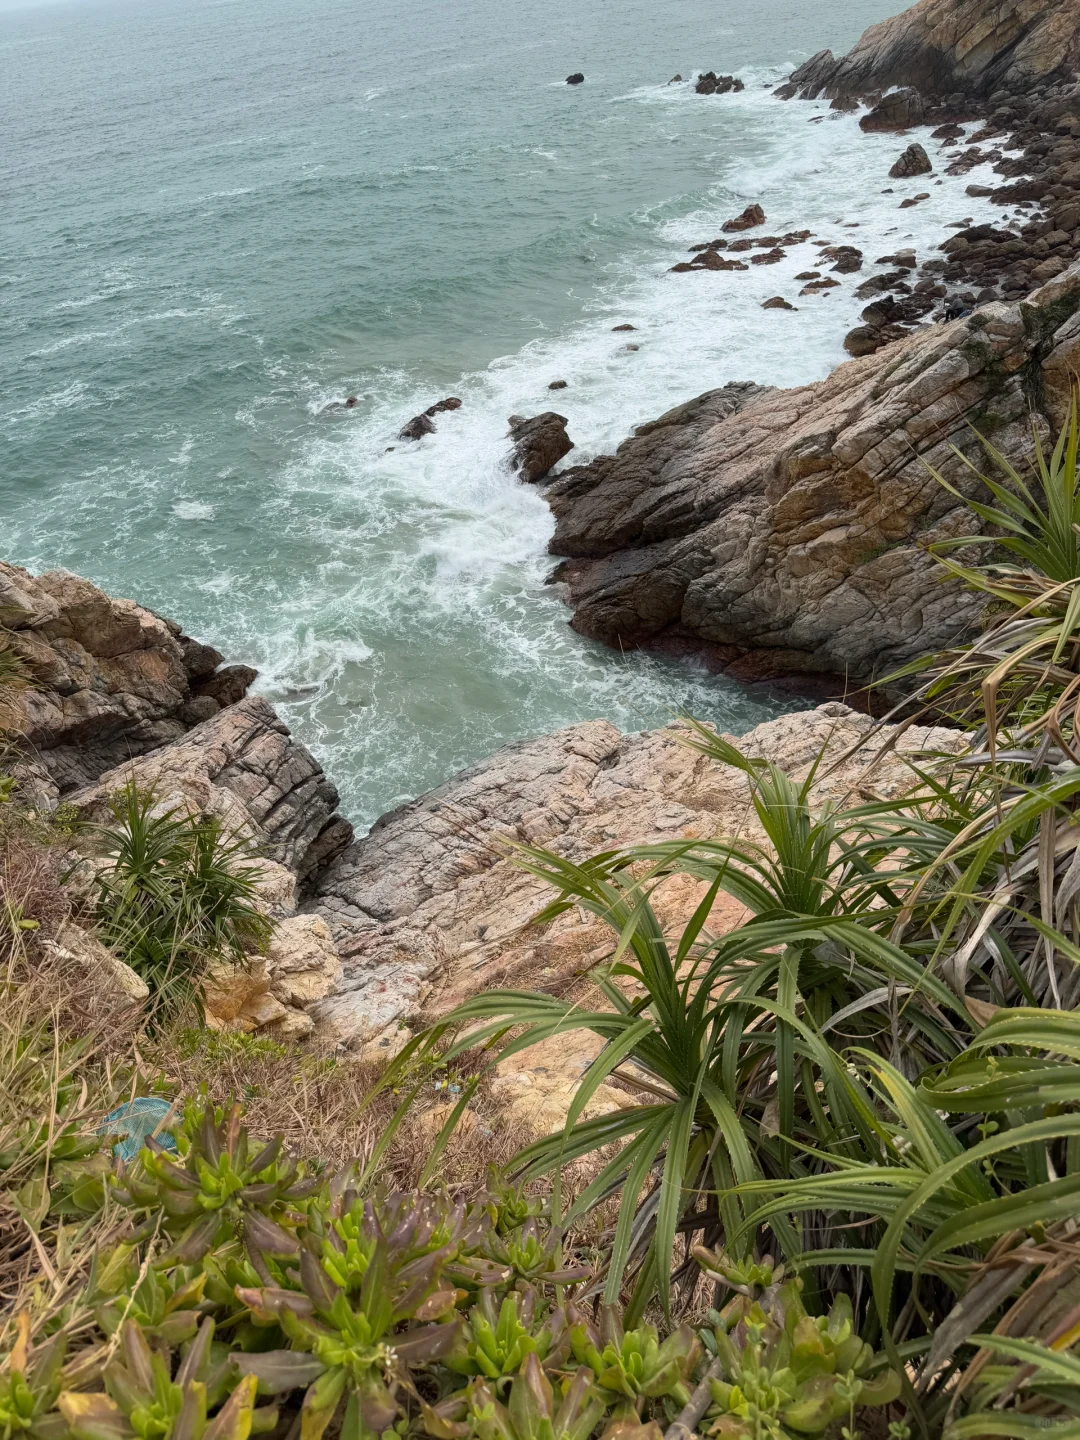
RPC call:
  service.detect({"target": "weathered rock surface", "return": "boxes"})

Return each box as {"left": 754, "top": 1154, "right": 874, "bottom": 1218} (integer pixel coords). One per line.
{"left": 790, "top": 0, "right": 1080, "bottom": 100}
{"left": 507, "top": 412, "right": 574, "bottom": 483}
{"left": 307, "top": 704, "right": 963, "bottom": 1055}
{"left": 890, "top": 141, "right": 934, "bottom": 177}
{"left": 0, "top": 563, "right": 257, "bottom": 800}
{"left": 69, "top": 694, "right": 352, "bottom": 881}
{"left": 860, "top": 88, "right": 925, "bottom": 132}
{"left": 536, "top": 260, "right": 1080, "bottom": 681}
{"left": 723, "top": 204, "right": 766, "bottom": 233}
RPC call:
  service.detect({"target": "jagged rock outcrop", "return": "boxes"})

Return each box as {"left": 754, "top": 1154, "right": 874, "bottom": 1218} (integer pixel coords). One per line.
{"left": 0, "top": 562, "right": 257, "bottom": 800}
{"left": 535, "top": 259, "right": 1080, "bottom": 682}
{"left": 69, "top": 694, "right": 352, "bottom": 880}
{"left": 306, "top": 704, "right": 962, "bottom": 1062}
{"left": 790, "top": 0, "right": 1080, "bottom": 101}
{"left": 2, "top": 562, "right": 354, "bottom": 1036}
{"left": 507, "top": 412, "right": 574, "bottom": 483}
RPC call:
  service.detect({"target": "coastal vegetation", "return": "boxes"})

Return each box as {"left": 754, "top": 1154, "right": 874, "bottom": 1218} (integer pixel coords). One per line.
{"left": 6, "top": 400, "right": 1080, "bottom": 1440}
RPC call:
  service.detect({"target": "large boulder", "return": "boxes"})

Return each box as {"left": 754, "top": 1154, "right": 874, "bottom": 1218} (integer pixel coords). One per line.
{"left": 789, "top": 0, "right": 1080, "bottom": 101}
{"left": 507, "top": 413, "right": 574, "bottom": 483}
{"left": 536, "top": 260, "right": 1080, "bottom": 682}
{"left": 0, "top": 564, "right": 257, "bottom": 798}
{"left": 860, "top": 88, "right": 925, "bottom": 131}
{"left": 889, "top": 142, "right": 933, "bottom": 177}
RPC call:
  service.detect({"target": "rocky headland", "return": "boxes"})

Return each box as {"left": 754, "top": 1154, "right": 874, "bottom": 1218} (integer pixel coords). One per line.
{"left": 5, "top": 0, "right": 1080, "bottom": 1126}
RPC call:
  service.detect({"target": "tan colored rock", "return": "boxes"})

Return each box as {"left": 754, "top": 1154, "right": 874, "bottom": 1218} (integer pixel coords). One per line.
{"left": 0, "top": 563, "right": 255, "bottom": 800}
{"left": 238, "top": 990, "right": 290, "bottom": 1029}
{"left": 310, "top": 703, "right": 963, "bottom": 1049}
{"left": 267, "top": 1008, "right": 316, "bottom": 1041}
{"left": 203, "top": 958, "right": 271, "bottom": 1026}
{"left": 250, "top": 860, "right": 298, "bottom": 918}
{"left": 266, "top": 915, "right": 341, "bottom": 1006}
{"left": 42, "top": 920, "right": 149, "bottom": 1003}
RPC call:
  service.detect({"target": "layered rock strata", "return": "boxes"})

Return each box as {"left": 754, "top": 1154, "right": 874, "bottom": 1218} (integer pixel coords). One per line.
{"left": 306, "top": 704, "right": 962, "bottom": 1061}
{"left": 789, "top": 0, "right": 1080, "bottom": 102}
{"left": 535, "top": 259, "right": 1080, "bottom": 682}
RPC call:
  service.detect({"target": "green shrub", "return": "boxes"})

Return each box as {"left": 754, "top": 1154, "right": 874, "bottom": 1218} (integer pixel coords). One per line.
{"left": 92, "top": 782, "right": 271, "bottom": 1010}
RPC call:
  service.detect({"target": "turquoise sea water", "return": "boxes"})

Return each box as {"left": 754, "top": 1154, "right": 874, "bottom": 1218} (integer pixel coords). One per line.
{"left": 1, "top": 0, "right": 1005, "bottom": 829}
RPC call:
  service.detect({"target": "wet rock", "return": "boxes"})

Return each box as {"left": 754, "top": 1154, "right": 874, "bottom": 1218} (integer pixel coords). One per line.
{"left": 877, "top": 249, "right": 917, "bottom": 268}
{"left": 800, "top": 277, "right": 841, "bottom": 294}
{"left": 611, "top": 323, "right": 636, "bottom": 331}
{"left": 566, "top": 72, "right": 585, "bottom": 85}
{"left": 398, "top": 412, "right": 435, "bottom": 441}
{"left": 668, "top": 74, "right": 682, "bottom": 84}
{"left": 548, "top": 380, "right": 568, "bottom": 390}
{"left": 507, "top": 412, "right": 574, "bottom": 483}
{"left": 695, "top": 72, "right": 744, "bottom": 95}
{"left": 966, "top": 183, "right": 995, "bottom": 196}
{"left": 889, "top": 142, "right": 933, "bottom": 178}
{"left": 319, "top": 396, "right": 360, "bottom": 416}
{"left": 722, "top": 203, "right": 766, "bottom": 232}
{"left": 900, "top": 193, "right": 931, "bottom": 207}
{"left": 425, "top": 397, "right": 463, "bottom": 416}
{"left": 762, "top": 296, "right": 797, "bottom": 309}
{"left": 820, "top": 244, "right": 863, "bottom": 273}
{"left": 192, "top": 664, "right": 258, "bottom": 710}
{"left": 860, "top": 88, "right": 925, "bottom": 132}
{"left": 750, "top": 248, "right": 786, "bottom": 265}
{"left": 536, "top": 261, "right": 1080, "bottom": 678}
{"left": 795, "top": 270, "right": 821, "bottom": 280}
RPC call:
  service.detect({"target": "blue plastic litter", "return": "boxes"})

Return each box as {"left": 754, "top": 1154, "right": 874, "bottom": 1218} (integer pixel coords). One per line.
{"left": 100, "top": 1097, "right": 178, "bottom": 1162}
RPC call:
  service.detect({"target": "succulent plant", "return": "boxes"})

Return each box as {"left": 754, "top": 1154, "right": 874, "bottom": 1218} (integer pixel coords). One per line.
{"left": 422, "top": 1354, "right": 607, "bottom": 1440}
{"left": 702, "top": 1286, "right": 900, "bottom": 1440}
{"left": 115, "top": 1100, "right": 317, "bottom": 1266}
{"left": 57, "top": 1318, "right": 276, "bottom": 1440}
{"left": 91, "top": 1248, "right": 213, "bottom": 1347}
{"left": 0, "top": 1315, "right": 68, "bottom": 1440}
{"left": 568, "top": 1309, "right": 698, "bottom": 1414}
{"left": 481, "top": 1221, "right": 589, "bottom": 1290}
{"left": 444, "top": 1288, "right": 569, "bottom": 1386}
{"left": 234, "top": 1187, "right": 465, "bottom": 1440}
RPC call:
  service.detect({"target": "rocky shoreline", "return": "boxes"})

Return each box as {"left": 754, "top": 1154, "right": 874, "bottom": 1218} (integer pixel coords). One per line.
{"left": 4, "top": 0, "right": 1079, "bottom": 1068}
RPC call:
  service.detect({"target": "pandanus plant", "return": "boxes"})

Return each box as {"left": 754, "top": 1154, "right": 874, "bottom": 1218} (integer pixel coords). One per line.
{"left": 396, "top": 727, "right": 970, "bottom": 1319}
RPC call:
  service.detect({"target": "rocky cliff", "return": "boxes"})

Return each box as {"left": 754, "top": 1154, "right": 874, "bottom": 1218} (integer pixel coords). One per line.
{"left": 790, "top": 0, "right": 1080, "bottom": 101}
{"left": 538, "top": 258, "right": 1080, "bottom": 683}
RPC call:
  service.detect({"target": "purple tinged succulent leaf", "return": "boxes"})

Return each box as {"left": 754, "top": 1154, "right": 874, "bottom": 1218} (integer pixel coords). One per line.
{"left": 392, "top": 1321, "right": 464, "bottom": 1364}
{"left": 355, "top": 1375, "right": 399, "bottom": 1434}
{"left": 508, "top": 1353, "right": 553, "bottom": 1436}
{"left": 419, "top": 1398, "right": 471, "bottom": 1440}
{"left": 246, "top": 1138, "right": 282, "bottom": 1178}
{"left": 232, "top": 1354, "right": 328, "bottom": 1395}
{"left": 414, "top": 1289, "right": 460, "bottom": 1323}
{"left": 116, "top": 1324, "right": 153, "bottom": 1397}
{"left": 299, "top": 1246, "right": 341, "bottom": 1315}
{"left": 158, "top": 1214, "right": 221, "bottom": 1266}
{"left": 244, "top": 1214, "right": 299, "bottom": 1261}
{"left": 235, "top": 1287, "right": 315, "bottom": 1325}
{"left": 176, "top": 1318, "right": 216, "bottom": 1387}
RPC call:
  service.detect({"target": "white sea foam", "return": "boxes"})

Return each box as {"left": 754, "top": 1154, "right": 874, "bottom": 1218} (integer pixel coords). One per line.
{"left": 172, "top": 499, "right": 215, "bottom": 520}
{"left": 242, "top": 86, "right": 1025, "bottom": 828}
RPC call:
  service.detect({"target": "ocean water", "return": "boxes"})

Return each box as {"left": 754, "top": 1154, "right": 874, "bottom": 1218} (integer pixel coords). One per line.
{"left": 1, "top": 0, "right": 1010, "bottom": 830}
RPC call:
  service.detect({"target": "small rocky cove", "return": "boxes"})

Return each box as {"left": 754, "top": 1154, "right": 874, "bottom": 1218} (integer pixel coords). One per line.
{"left": 6, "top": 0, "right": 1080, "bottom": 1119}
